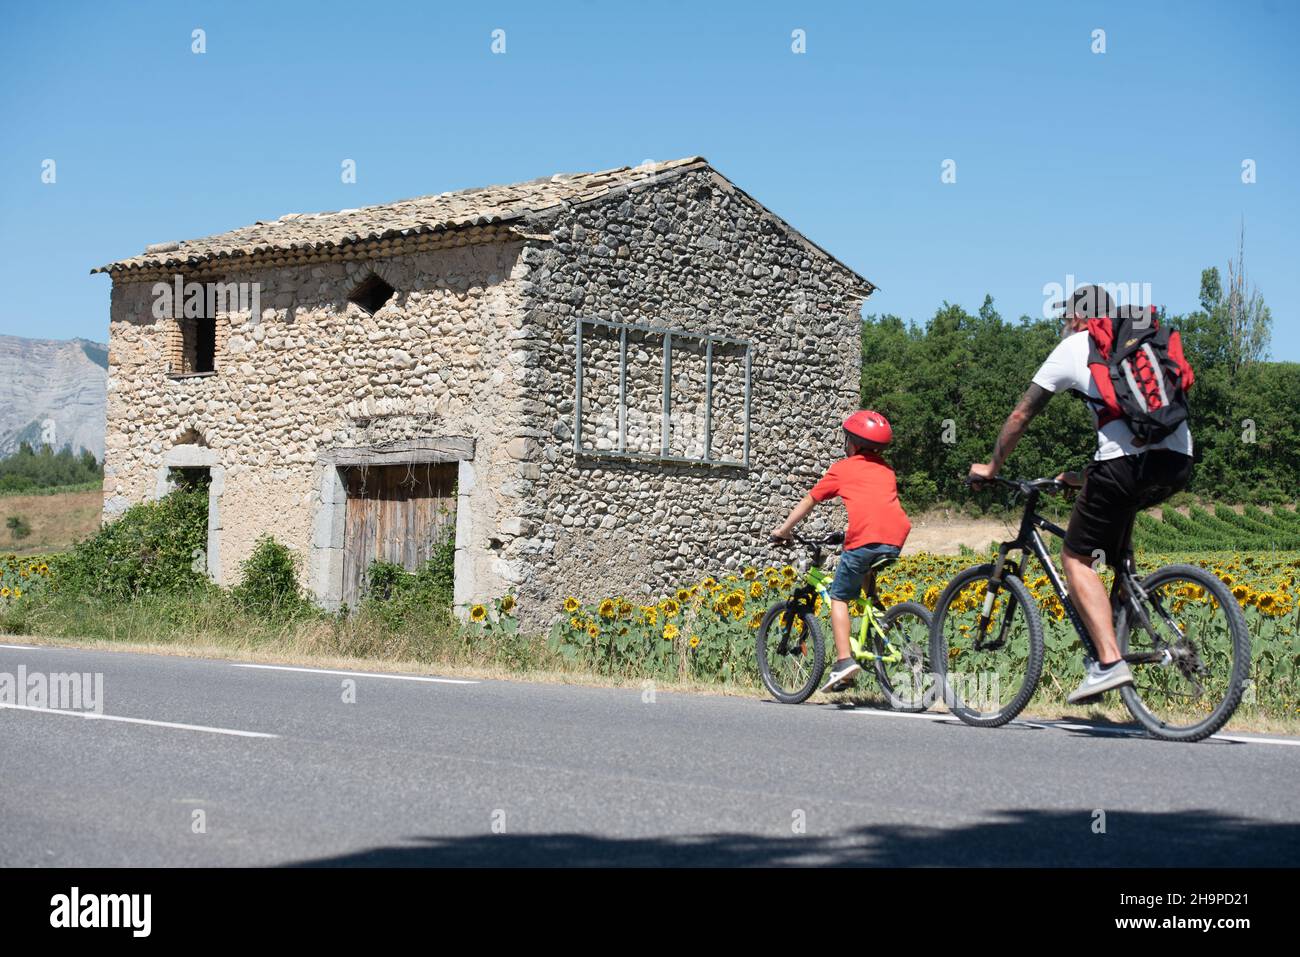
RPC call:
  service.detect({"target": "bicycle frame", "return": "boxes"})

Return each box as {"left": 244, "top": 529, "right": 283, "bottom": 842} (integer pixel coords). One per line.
{"left": 776, "top": 545, "right": 901, "bottom": 664}
{"left": 984, "top": 484, "right": 1185, "bottom": 668}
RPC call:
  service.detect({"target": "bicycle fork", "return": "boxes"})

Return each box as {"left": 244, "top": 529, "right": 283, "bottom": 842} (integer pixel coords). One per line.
{"left": 979, "top": 534, "right": 1105, "bottom": 661}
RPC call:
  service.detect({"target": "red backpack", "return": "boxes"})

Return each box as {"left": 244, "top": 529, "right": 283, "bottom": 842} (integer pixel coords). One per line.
{"left": 1085, "top": 305, "right": 1195, "bottom": 444}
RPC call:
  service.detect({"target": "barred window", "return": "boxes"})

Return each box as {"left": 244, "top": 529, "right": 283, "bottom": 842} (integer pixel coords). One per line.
{"left": 573, "top": 318, "right": 751, "bottom": 467}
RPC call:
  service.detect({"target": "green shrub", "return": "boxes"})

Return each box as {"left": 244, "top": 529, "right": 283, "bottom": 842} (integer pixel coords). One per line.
{"left": 230, "top": 535, "right": 310, "bottom": 620}
{"left": 361, "top": 530, "right": 456, "bottom": 612}
{"left": 6, "top": 515, "right": 31, "bottom": 541}
{"left": 53, "top": 488, "right": 210, "bottom": 600}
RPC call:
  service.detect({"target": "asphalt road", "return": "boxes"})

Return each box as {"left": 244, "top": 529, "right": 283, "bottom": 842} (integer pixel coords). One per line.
{"left": 1, "top": 641, "right": 1297, "bottom": 866}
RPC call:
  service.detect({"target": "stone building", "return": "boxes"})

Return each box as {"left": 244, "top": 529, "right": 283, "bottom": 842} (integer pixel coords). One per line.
{"left": 94, "top": 157, "right": 874, "bottom": 627}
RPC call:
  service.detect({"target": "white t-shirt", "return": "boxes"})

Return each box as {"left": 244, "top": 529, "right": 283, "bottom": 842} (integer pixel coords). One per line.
{"left": 1031, "top": 331, "right": 1194, "bottom": 462}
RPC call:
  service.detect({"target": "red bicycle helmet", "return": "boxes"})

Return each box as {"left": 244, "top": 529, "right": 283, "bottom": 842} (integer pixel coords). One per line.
{"left": 843, "top": 410, "right": 892, "bottom": 446}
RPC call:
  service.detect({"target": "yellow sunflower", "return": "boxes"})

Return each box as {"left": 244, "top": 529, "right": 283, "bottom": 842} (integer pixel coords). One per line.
{"left": 469, "top": 604, "right": 488, "bottom": 622}
{"left": 500, "top": 594, "right": 516, "bottom": 614}
{"left": 598, "top": 598, "right": 617, "bottom": 620}
{"left": 563, "top": 596, "right": 581, "bottom": 613}
{"left": 663, "top": 622, "right": 680, "bottom": 641}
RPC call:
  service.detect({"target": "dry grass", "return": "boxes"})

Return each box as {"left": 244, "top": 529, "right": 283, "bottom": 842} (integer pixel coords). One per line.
{"left": 0, "top": 489, "right": 101, "bottom": 556}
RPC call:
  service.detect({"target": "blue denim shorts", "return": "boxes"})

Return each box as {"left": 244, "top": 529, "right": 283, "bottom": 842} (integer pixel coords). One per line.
{"left": 829, "top": 543, "right": 901, "bottom": 601}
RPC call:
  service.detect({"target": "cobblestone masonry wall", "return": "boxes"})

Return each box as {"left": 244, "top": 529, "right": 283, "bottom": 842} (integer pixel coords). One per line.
{"left": 103, "top": 168, "right": 868, "bottom": 630}
{"left": 509, "top": 168, "right": 868, "bottom": 620}
{"left": 104, "top": 242, "right": 530, "bottom": 607}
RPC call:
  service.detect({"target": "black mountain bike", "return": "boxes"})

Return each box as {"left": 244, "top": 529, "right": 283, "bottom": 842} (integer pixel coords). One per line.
{"left": 756, "top": 531, "right": 932, "bottom": 709}
{"left": 928, "top": 476, "right": 1251, "bottom": 742}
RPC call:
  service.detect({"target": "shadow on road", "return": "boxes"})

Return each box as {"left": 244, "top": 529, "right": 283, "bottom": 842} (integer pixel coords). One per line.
{"left": 285, "top": 809, "right": 1300, "bottom": 867}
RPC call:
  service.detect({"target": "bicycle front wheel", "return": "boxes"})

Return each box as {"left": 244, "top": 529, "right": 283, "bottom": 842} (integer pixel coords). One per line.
{"left": 872, "top": 601, "right": 932, "bottom": 713}
{"left": 756, "top": 600, "right": 826, "bottom": 703}
{"left": 929, "top": 565, "right": 1045, "bottom": 726}
{"left": 1117, "top": 563, "right": 1251, "bottom": 742}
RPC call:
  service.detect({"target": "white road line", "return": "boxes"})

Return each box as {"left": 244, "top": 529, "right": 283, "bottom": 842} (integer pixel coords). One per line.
{"left": 842, "top": 707, "right": 1300, "bottom": 746}
{"left": 839, "top": 708, "right": 957, "bottom": 722}
{"left": 232, "top": 663, "right": 477, "bottom": 684}
{"left": 0, "top": 643, "right": 38, "bottom": 650}
{"left": 1211, "top": 733, "right": 1300, "bottom": 747}
{"left": 0, "top": 703, "right": 277, "bottom": 738}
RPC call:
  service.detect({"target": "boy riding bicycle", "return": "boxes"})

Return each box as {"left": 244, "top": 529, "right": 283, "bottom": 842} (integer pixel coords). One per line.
{"left": 770, "top": 411, "right": 911, "bottom": 693}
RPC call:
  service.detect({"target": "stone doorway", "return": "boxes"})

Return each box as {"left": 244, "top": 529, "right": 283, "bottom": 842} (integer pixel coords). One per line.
{"left": 339, "top": 463, "right": 458, "bottom": 607}
{"left": 310, "top": 437, "right": 475, "bottom": 613}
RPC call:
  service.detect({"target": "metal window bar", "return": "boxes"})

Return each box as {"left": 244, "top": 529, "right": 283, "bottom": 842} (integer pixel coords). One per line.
{"left": 574, "top": 317, "right": 751, "bottom": 467}
{"left": 742, "top": 343, "right": 752, "bottom": 468}
{"left": 661, "top": 332, "right": 672, "bottom": 457}
{"left": 618, "top": 326, "right": 627, "bottom": 452}
{"left": 703, "top": 338, "right": 713, "bottom": 462}
{"left": 578, "top": 316, "right": 748, "bottom": 347}
{"left": 573, "top": 317, "right": 584, "bottom": 453}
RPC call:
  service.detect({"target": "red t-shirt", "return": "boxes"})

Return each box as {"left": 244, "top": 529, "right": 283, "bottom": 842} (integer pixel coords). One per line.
{"left": 809, "top": 452, "right": 911, "bottom": 550}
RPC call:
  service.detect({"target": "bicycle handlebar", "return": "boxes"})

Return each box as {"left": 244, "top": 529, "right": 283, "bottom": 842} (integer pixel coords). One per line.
{"left": 966, "top": 475, "right": 1068, "bottom": 497}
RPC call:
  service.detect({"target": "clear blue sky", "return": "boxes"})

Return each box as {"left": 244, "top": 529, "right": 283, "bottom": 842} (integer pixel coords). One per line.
{"left": 2, "top": 0, "right": 1296, "bottom": 357}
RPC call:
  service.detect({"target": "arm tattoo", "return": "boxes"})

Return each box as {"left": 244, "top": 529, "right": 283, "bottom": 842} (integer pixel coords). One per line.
{"left": 991, "top": 384, "right": 1052, "bottom": 468}
{"left": 1019, "top": 383, "right": 1053, "bottom": 417}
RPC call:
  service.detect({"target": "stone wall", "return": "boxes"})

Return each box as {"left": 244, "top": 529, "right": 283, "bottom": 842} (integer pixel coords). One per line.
{"left": 507, "top": 168, "right": 868, "bottom": 620}
{"left": 102, "top": 167, "right": 869, "bottom": 631}
{"left": 103, "top": 241, "right": 531, "bottom": 608}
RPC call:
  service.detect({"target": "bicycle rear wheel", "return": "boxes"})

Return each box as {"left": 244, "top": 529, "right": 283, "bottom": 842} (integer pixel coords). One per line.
{"left": 871, "top": 601, "right": 932, "bottom": 712}
{"left": 928, "top": 565, "right": 1045, "bottom": 726}
{"left": 756, "top": 600, "right": 826, "bottom": 703}
{"left": 1117, "top": 563, "right": 1251, "bottom": 742}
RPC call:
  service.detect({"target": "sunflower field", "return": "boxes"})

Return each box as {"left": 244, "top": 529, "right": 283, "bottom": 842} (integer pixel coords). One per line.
{"left": 547, "top": 549, "right": 1300, "bottom": 717}
{"left": 0, "top": 554, "right": 51, "bottom": 603}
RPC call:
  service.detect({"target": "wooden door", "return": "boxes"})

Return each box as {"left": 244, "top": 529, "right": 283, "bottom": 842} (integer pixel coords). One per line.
{"left": 341, "top": 463, "right": 457, "bottom": 606}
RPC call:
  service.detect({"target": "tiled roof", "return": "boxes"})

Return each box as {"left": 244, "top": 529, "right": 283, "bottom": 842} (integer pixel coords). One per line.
{"left": 91, "top": 156, "right": 874, "bottom": 294}
{"left": 93, "top": 157, "right": 709, "bottom": 275}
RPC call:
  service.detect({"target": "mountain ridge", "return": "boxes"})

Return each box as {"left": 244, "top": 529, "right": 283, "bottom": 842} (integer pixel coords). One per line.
{"left": 0, "top": 333, "right": 107, "bottom": 459}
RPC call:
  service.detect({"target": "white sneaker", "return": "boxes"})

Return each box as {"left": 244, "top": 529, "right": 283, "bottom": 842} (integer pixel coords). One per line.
{"left": 819, "top": 659, "right": 861, "bottom": 695}
{"left": 1067, "top": 659, "right": 1134, "bottom": 704}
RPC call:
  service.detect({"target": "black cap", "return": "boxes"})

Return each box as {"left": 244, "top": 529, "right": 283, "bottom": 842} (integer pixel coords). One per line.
{"left": 1052, "top": 284, "right": 1115, "bottom": 319}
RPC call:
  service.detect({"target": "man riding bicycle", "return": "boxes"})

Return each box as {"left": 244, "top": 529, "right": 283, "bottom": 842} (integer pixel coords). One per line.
{"left": 968, "top": 284, "right": 1194, "bottom": 704}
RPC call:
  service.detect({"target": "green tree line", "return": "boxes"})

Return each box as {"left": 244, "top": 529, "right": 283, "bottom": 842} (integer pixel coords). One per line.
{"left": 863, "top": 264, "right": 1298, "bottom": 509}
{"left": 0, "top": 442, "right": 103, "bottom": 493}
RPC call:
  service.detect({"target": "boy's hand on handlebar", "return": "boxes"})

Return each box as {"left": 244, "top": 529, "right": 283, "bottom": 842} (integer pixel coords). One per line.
{"left": 1055, "top": 470, "right": 1084, "bottom": 489}
{"left": 769, "top": 525, "right": 793, "bottom": 546}
{"left": 967, "top": 462, "right": 997, "bottom": 489}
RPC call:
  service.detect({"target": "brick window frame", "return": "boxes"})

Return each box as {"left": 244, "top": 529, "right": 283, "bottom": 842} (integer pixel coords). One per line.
{"left": 164, "top": 278, "right": 229, "bottom": 377}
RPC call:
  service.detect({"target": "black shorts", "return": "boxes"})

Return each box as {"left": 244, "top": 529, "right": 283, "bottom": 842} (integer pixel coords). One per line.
{"left": 1063, "top": 449, "right": 1193, "bottom": 563}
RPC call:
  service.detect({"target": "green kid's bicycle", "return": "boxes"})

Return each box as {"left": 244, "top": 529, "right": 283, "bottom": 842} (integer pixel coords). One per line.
{"left": 756, "top": 530, "right": 932, "bottom": 709}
